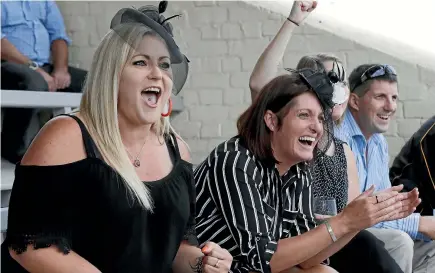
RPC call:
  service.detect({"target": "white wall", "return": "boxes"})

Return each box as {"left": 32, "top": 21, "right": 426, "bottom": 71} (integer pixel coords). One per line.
{"left": 58, "top": 1, "right": 435, "bottom": 164}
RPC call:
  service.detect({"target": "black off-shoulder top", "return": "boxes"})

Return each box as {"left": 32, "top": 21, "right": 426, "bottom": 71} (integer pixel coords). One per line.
{"left": 1, "top": 115, "right": 198, "bottom": 273}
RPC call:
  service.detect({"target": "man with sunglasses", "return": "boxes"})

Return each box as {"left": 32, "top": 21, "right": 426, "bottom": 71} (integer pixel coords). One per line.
{"left": 335, "top": 63, "right": 435, "bottom": 273}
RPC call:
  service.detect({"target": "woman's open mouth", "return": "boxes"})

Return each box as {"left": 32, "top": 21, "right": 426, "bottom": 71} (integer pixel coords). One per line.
{"left": 298, "top": 136, "right": 315, "bottom": 147}
{"left": 141, "top": 87, "right": 162, "bottom": 108}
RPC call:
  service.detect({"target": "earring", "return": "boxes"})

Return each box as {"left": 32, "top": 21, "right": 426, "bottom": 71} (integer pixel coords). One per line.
{"left": 161, "top": 98, "right": 173, "bottom": 117}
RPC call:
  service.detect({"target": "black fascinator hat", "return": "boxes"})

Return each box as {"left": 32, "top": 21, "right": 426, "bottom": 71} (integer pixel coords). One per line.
{"left": 285, "top": 67, "right": 336, "bottom": 155}
{"left": 293, "top": 68, "right": 335, "bottom": 109}
{"left": 110, "top": 1, "right": 189, "bottom": 95}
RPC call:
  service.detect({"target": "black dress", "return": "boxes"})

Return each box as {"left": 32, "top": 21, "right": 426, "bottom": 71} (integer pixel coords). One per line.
{"left": 311, "top": 137, "right": 403, "bottom": 273}
{"left": 1, "top": 115, "right": 198, "bottom": 273}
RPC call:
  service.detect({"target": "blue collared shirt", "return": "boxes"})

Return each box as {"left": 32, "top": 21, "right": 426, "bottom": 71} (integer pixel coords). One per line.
{"left": 335, "top": 109, "right": 429, "bottom": 241}
{"left": 1, "top": 0, "right": 72, "bottom": 66}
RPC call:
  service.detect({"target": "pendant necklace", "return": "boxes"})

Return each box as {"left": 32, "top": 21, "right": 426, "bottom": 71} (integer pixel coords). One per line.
{"left": 126, "top": 137, "right": 148, "bottom": 168}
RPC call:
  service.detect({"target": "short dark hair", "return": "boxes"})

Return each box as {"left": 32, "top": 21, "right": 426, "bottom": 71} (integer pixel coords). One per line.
{"left": 348, "top": 63, "right": 398, "bottom": 96}
{"left": 237, "top": 74, "right": 312, "bottom": 165}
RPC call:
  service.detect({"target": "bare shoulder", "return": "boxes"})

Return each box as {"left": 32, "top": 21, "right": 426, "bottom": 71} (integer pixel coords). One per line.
{"left": 342, "top": 143, "right": 358, "bottom": 174}
{"left": 21, "top": 115, "right": 87, "bottom": 166}
{"left": 342, "top": 143, "right": 354, "bottom": 158}
{"left": 175, "top": 135, "right": 191, "bottom": 163}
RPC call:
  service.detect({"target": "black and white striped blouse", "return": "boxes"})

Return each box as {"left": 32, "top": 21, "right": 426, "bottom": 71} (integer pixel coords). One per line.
{"left": 194, "top": 137, "right": 317, "bottom": 273}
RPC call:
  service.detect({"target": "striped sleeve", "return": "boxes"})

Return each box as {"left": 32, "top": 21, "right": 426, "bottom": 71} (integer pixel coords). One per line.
{"left": 208, "top": 151, "right": 278, "bottom": 273}
{"left": 297, "top": 171, "right": 317, "bottom": 233}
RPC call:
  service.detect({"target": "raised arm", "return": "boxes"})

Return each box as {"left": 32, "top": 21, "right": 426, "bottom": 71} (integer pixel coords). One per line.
{"left": 249, "top": 1, "right": 317, "bottom": 100}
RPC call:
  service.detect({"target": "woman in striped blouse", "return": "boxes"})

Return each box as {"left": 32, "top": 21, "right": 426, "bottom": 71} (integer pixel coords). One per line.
{"left": 247, "top": 2, "right": 414, "bottom": 273}
{"left": 193, "top": 70, "right": 419, "bottom": 273}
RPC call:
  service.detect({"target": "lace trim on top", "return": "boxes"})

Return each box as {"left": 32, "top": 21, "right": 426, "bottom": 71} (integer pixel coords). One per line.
{"left": 6, "top": 232, "right": 72, "bottom": 255}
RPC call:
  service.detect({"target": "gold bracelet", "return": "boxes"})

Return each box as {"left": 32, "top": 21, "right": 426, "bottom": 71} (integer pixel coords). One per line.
{"left": 324, "top": 220, "right": 337, "bottom": 242}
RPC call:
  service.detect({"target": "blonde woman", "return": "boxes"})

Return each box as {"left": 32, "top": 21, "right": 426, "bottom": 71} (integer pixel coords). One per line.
{"left": 1, "top": 2, "right": 232, "bottom": 273}
{"left": 248, "top": 1, "right": 415, "bottom": 273}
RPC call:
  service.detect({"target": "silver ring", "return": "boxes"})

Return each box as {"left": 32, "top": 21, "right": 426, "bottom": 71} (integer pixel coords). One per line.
{"left": 214, "top": 259, "right": 220, "bottom": 268}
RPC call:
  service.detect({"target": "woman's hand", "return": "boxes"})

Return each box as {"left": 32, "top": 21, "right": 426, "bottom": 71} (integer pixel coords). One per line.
{"left": 288, "top": 1, "right": 318, "bottom": 25}
{"left": 373, "top": 185, "right": 420, "bottom": 221}
{"left": 339, "top": 184, "right": 420, "bottom": 232}
{"left": 201, "top": 242, "right": 233, "bottom": 272}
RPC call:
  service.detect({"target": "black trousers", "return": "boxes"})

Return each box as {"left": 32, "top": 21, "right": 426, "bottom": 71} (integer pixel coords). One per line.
{"left": 329, "top": 230, "right": 404, "bottom": 273}
{"left": 1, "top": 61, "right": 87, "bottom": 164}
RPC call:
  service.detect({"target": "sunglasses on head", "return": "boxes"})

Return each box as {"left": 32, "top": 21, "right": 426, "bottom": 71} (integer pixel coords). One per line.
{"left": 351, "top": 64, "right": 397, "bottom": 91}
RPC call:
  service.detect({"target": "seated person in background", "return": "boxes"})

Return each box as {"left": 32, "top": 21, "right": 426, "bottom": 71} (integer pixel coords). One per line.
{"left": 1, "top": 3, "right": 232, "bottom": 273}
{"left": 248, "top": 1, "right": 410, "bottom": 272}
{"left": 1, "top": 0, "right": 87, "bottom": 164}
{"left": 390, "top": 115, "right": 435, "bottom": 216}
{"left": 194, "top": 68, "right": 419, "bottom": 273}
{"left": 335, "top": 63, "right": 435, "bottom": 273}
{"left": 390, "top": 116, "right": 435, "bottom": 273}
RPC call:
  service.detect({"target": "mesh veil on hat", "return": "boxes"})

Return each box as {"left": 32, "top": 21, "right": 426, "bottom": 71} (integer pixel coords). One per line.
{"left": 297, "top": 56, "right": 349, "bottom": 105}
{"left": 285, "top": 67, "right": 336, "bottom": 156}
{"left": 110, "top": 1, "right": 189, "bottom": 95}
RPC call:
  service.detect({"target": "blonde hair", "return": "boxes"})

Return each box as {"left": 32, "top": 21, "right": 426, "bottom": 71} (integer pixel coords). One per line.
{"left": 79, "top": 23, "right": 180, "bottom": 211}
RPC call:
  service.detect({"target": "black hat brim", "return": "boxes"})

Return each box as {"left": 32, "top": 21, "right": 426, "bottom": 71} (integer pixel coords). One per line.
{"left": 110, "top": 8, "right": 189, "bottom": 94}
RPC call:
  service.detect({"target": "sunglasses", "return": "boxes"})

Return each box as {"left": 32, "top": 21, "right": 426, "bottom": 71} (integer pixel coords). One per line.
{"left": 351, "top": 64, "right": 397, "bottom": 91}
{"left": 328, "top": 61, "right": 347, "bottom": 84}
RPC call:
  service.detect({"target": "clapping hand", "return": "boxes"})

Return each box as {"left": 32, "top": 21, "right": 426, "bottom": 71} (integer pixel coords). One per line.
{"left": 373, "top": 184, "right": 420, "bottom": 221}
{"left": 340, "top": 185, "right": 419, "bottom": 232}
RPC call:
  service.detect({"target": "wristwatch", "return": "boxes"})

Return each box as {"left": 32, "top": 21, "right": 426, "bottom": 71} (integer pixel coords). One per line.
{"left": 27, "top": 61, "right": 39, "bottom": 70}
